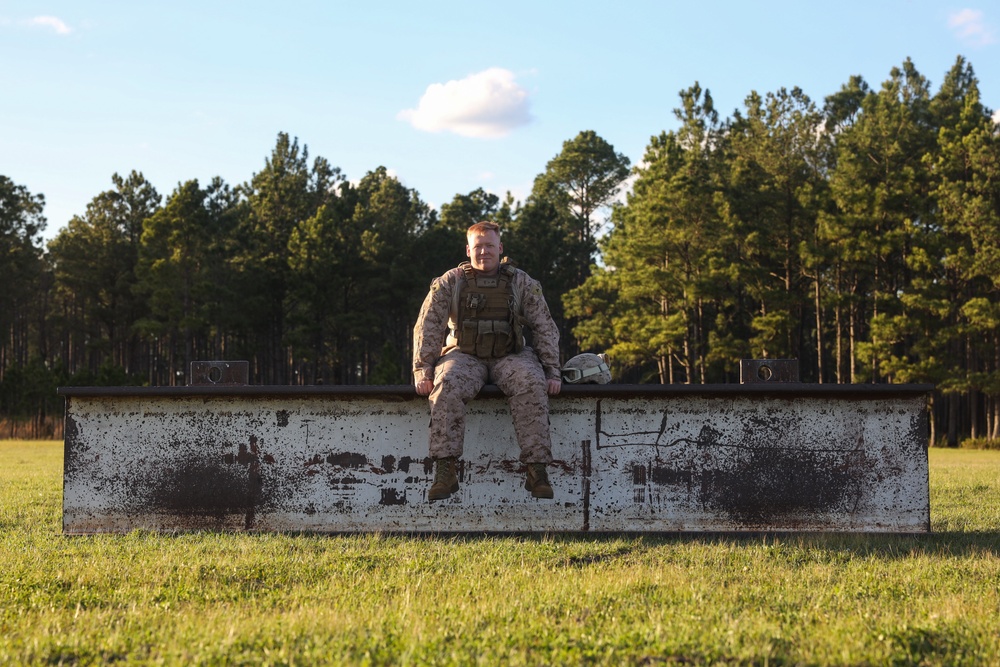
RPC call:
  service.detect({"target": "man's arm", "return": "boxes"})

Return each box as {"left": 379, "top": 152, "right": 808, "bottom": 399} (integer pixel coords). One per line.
{"left": 518, "top": 273, "right": 561, "bottom": 388}
{"left": 412, "top": 272, "right": 455, "bottom": 393}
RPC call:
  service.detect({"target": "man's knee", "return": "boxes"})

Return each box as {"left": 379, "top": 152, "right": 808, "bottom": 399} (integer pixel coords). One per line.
{"left": 435, "top": 354, "right": 487, "bottom": 394}
{"left": 493, "top": 356, "right": 545, "bottom": 393}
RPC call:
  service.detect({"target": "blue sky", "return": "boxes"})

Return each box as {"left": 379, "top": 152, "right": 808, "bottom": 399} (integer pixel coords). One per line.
{"left": 2, "top": 1, "right": 998, "bottom": 242}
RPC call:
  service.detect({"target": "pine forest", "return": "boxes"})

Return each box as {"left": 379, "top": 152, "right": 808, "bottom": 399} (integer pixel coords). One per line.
{"left": 2, "top": 56, "right": 999, "bottom": 446}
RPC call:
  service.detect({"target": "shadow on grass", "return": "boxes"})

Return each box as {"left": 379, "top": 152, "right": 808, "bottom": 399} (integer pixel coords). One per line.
{"left": 61, "top": 526, "right": 1000, "bottom": 565}
{"left": 378, "top": 529, "right": 1000, "bottom": 560}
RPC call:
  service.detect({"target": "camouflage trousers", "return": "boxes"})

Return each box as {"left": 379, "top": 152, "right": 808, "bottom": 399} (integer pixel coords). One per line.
{"left": 427, "top": 347, "right": 553, "bottom": 464}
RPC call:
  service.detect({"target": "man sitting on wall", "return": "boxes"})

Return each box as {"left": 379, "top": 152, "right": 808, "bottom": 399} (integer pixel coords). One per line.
{"left": 412, "top": 221, "right": 562, "bottom": 501}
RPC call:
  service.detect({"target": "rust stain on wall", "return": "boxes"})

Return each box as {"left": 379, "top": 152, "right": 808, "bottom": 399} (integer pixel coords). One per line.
{"left": 125, "top": 435, "right": 279, "bottom": 529}
{"left": 697, "top": 447, "right": 867, "bottom": 524}
{"left": 379, "top": 488, "right": 406, "bottom": 505}
{"left": 326, "top": 452, "right": 368, "bottom": 468}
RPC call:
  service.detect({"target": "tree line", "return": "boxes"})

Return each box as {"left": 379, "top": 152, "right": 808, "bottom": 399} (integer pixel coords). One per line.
{"left": 2, "top": 56, "right": 998, "bottom": 445}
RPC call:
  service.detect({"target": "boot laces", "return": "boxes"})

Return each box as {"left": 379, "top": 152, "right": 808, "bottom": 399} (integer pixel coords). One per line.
{"left": 530, "top": 464, "right": 549, "bottom": 486}
{"left": 435, "top": 458, "right": 455, "bottom": 484}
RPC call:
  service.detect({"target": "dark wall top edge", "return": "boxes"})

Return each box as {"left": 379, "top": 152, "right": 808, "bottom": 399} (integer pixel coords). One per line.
{"left": 58, "top": 383, "right": 935, "bottom": 400}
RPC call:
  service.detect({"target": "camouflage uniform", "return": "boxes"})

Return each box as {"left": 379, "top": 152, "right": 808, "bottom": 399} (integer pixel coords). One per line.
{"left": 413, "top": 265, "right": 560, "bottom": 463}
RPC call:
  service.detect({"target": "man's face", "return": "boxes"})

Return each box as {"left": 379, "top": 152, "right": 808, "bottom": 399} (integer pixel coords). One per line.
{"left": 466, "top": 230, "right": 503, "bottom": 274}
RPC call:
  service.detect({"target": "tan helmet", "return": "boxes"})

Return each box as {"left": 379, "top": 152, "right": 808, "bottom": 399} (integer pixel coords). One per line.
{"left": 561, "top": 353, "right": 611, "bottom": 384}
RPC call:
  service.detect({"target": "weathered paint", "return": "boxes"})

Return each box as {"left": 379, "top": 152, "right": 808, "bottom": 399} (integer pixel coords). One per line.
{"left": 60, "top": 384, "right": 932, "bottom": 534}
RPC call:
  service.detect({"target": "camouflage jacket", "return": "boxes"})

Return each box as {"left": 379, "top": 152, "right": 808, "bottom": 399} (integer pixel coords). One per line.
{"left": 413, "top": 265, "right": 561, "bottom": 382}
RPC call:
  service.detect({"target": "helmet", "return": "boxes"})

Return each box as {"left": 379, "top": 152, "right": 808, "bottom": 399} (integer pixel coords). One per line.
{"left": 561, "top": 353, "right": 611, "bottom": 384}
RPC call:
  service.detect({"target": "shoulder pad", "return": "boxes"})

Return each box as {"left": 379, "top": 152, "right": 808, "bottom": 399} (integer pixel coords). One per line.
{"left": 458, "top": 261, "right": 475, "bottom": 279}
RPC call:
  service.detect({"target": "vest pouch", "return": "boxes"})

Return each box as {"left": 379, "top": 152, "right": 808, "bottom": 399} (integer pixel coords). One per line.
{"left": 492, "top": 320, "right": 512, "bottom": 357}
{"left": 459, "top": 320, "right": 479, "bottom": 355}
{"left": 476, "top": 320, "right": 496, "bottom": 358}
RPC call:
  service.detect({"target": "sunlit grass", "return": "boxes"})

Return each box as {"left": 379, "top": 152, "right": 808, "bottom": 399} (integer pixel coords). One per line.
{"left": 929, "top": 447, "right": 1000, "bottom": 533}
{"left": 1, "top": 441, "right": 998, "bottom": 665}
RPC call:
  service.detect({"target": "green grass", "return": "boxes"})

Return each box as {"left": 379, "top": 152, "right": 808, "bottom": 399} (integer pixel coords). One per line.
{"left": 1, "top": 441, "right": 999, "bottom": 666}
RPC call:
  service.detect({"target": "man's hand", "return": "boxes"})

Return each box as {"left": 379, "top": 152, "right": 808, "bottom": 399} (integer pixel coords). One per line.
{"left": 547, "top": 378, "right": 561, "bottom": 396}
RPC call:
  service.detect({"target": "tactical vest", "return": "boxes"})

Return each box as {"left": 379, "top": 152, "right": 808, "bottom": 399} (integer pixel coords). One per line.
{"left": 450, "top": 258, "right": 525, "bottom": 359}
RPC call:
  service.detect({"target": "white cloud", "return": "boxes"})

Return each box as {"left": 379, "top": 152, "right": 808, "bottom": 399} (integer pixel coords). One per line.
{"left": 348, "top": 168, "right": 401, "bottom": 191}
{"left": 25, "top": 15, "right": 72, "bottom": 34}
{"left": 398, "top": 68, "right": 532, "bottom": 138}
{"left": 948, "top": 9, "right": 996, "bottom": 46}
{"left": 615, "top": 171, "right": 638, "bottom": 207}
{"left": 993, "top": 108, "right": 1000, "bottom": 125}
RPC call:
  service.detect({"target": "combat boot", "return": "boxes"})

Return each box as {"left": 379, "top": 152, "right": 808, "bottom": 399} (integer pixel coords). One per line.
{"left": 524, "top": 463, "right": 554, "bottom": 499}
{"left": 428, "top": 456, "right": 459, "bottom": 501}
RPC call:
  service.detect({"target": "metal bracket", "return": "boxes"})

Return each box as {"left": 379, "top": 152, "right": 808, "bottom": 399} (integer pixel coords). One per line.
{"left": 739, "top": 359, "right": 799, "bottom": 383}
{"left": 189, "top": 361, "right": 249, "bottom": 386}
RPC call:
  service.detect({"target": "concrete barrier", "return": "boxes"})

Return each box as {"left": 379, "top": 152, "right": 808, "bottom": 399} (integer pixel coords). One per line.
{"left": 59, "top": 384, "right": 932, "bottom": 534}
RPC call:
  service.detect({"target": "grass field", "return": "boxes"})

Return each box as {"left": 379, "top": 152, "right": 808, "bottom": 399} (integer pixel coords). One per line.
{"left": 1, "top": 441, "right": 998, "bottom": 666}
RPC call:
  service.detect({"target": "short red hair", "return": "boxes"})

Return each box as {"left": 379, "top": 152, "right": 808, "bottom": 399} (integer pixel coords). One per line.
{"left": 467, "top": 221, "right": 500, "bottom": 236}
